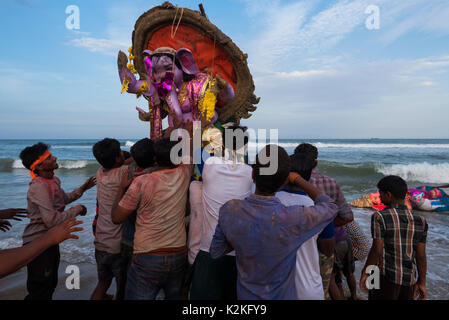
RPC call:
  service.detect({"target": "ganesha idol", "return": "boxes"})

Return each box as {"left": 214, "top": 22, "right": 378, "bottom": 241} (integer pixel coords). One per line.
{"left": 117, "top": 46, "right": 235, "bottom": 140}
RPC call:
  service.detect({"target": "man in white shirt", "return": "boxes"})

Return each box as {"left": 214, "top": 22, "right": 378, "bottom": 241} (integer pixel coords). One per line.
{"left": 187, "top": 181, "right": 203, "bottom": 266}
{"left": 190, "top": 126, "right": 253, "bottom": 300}
{"left": 276, "top": 152, "right": 326, "bottom": 300}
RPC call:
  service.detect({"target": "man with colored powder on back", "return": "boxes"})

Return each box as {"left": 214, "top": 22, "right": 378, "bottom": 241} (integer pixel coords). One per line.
{"left": 19, "top": 142, "right": 95, "bottom": 300}
{"left": 209, "top": 144, "right": 338, "bottom": 299}
{"left": 91, "top": 138, "right": 132, "bottom": 300}
{"left": 112, "top": 137, "right": 193, "bottom": 300}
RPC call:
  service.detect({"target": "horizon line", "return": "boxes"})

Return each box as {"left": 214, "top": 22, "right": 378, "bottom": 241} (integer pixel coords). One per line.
{"left": 1, "top": 137, "right": 449, "bottom": 140}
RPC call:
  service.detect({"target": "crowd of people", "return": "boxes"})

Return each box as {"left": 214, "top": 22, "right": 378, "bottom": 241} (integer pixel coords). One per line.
{"left": 0, "top": 122, "right": 428, "bottom": 300}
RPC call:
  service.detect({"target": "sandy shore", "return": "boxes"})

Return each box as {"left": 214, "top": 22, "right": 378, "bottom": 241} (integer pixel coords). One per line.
{"left": 0, "top": 261, "right": 116, "bottom": 300}
{"left": 0, "top": 259, "right": 367, "bottom": 300}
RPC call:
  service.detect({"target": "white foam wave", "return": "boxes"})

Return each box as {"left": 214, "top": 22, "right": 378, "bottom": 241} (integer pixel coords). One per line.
{"left": 247, "top": 142, "right": 301, "bottom": 149}
{"left": 125, "top": 141, "right": 135, "bottom": 147}
{"left": 314, "top": 143, "right": 449, "bottom": 149}
{"left": 60, "top": 241, "right": 95, "bottom": 264}
{"left": 11, "top": 160, "right": 88, "bottom": 169}
{"left": 52, "top": 145, "right": 92, "bottom": 149}
{"left": 0, "top": 234, "right": 95, "bottom": 264}
{"left": 376, "top": 162, "right": 449, "bottom": 183}
{"left": 58, "top": 160, "right": 88, "bottom": 169}
{"left": 12, "top": 159, "right": 25, "bottom": 168}
{"left": 0, "top": 237, "right": 22, "bottom": 250}
{"left": 247, "top": 141, "right": 449, "bottom": 150}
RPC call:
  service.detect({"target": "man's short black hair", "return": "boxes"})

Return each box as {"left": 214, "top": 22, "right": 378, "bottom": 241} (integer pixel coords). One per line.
{"left": 154, "top": 138, "right": 178, "bottom": 168}
{"left": 92, "top": 138, "right": 121, "bottom": 169}
{"left": 294, "top": 143, "right": 318, "bottom": 168}
{"left": 290, "top": 152, "right": 315, "bottom": 181}
{"left": 131, "top": 138, "right": 155, "bottom": 169}
{"left": 253, "top": 144, "right": 291, "bottom": 194}
{"left": 222, "top": 125, "right": 249, "bottom": 151}
{"left": 294, "top": 143, "right": 318, "bottom": 159}
{"left": 19, "top": 142, "right": 49, "bottom": 170}
{"left": 377, "top": 175, "right": 408, "bottom": 200}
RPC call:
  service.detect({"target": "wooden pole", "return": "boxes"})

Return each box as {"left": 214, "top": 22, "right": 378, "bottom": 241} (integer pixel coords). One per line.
{"left": 199, "top": 3, "right": 207, "bottom": 18}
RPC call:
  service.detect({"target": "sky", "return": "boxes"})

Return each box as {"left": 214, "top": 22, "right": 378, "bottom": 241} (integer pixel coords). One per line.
{"left": 1, "top": 0, "right": 449, "bottom": 139}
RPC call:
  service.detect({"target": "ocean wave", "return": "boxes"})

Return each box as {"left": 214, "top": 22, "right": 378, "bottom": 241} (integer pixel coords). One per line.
{"left": 0, "top": 237, "right": 22, "bottom": 250}
{"left": 11, "top": 159, "right": 90, "bottom": 169}
{"left": 12, "top": 159, "right": 24, "bottom": 169}
{"left": 0, "top": 234, "right": 95, "bottom": 264}
{"left": 376, "top": 162, "right": 449, "bottom": 184}
{"left": 313, "top": 161, "right": 449, "bottom": 185}
{"left": 314, "top": 143, "right": 449, "bottom": 149}
{"left": 247, "top": 142, "right": 303, "bottom": 149}
{"left": 59, "top": 160, "right": 90, "bottom": 169}
{"left": 247, "top": 142, "right": 449, "bottom": 150}
{"left": 0, "top": 158, "right": 23, "bottom": 171}
{"left": 51, "top": 141, "right": 95, "bottom": 147}
{"left": 35, "top": 141, "right": 136, "bottom": 149}
{"left": 0, "top": 158, "right": 99, "bottom": 174}
{"left": 30, "top": 140, "right": 448, "bottom": 151}
{"left": 2, "top": 155, "right": 449, "bottom": 185}
{"left": 317, "top": 161, "right": 380, "bottom": 179}
{"left": 52, "top": 145, "right": 93, "bottom": 149}
{"left": 60, "top": 241, "right": 95, "bottom": 264}
{"left": 125, "top": 141, "right": 135, "bottom": 147}
{"left": 53, "top": 143, "right": 134, "bottom": 149}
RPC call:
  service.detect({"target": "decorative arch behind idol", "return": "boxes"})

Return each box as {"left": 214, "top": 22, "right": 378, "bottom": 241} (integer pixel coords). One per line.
{"left": 147, "top": 25, "right": 236, "bottom": 91}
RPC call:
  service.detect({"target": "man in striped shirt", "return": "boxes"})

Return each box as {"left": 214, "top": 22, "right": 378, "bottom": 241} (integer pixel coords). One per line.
{"left": 360, "top": 175, "right": 428, "bottom": 300}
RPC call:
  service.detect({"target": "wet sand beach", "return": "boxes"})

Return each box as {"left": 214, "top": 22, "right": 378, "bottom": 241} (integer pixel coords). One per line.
{"left": 0, "top": 262, "right": 106, "bottom": 300}
{"left": 1, "top": 206, "right": 447, "bottom": 300}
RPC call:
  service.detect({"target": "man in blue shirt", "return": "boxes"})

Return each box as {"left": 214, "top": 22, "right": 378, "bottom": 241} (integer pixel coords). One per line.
{"left": 210, "top": 145, "right": 338, "bottom": 300}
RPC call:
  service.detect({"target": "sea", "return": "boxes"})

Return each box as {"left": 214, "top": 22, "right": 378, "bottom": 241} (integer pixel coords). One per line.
{"left": 1, "top": 138, "right": 449, "bottom": 299}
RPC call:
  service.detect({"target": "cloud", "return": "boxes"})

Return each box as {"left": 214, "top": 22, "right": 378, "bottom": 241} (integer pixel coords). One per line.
{"left": 246, "top": 53, "right": 449, "bottom": 138}
{"left": 253, "top": 69, "right": 335, "bottom": 82}
{"left": 247, "top": 0, "right": 386, "bottom": 68}
{"left": 69, "top": 37, "right": 129, "bottom": 56}
{"left": 413, "top": 56, "right": 449, "bottom": 70}
{"left": 276, "top": 70, "right": 335, "bottom": 79}
{"left": 0, "top": 65, "right": 50, "bottom": 96}
{"left": 4, "top": 0, "right": 449, "bottom": 139}
{"left": 68, "top": 1, "right": 157, "bottom": 56}
{"left": 252, "top": 1, "right": 312, "bottom": 63}
{"left": 379, "top": 0, "right": 449, "bottom": 44}
{"left": 293, "top": 0, "right": 376, "bottom": 51}
{"left": 244, "top": 0, "right": 449, "bottom": 69}
{"left": 69, "top": 30, "right": 91, "bottom": 36}
{"left": 11, "top": 0, "right": 37, "bottom": 8}
{"left": 239, "top": 0, "right": 281, "bottom": 18}
{"left": 0, "top": 63, "right": 79, "bottom": 112}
